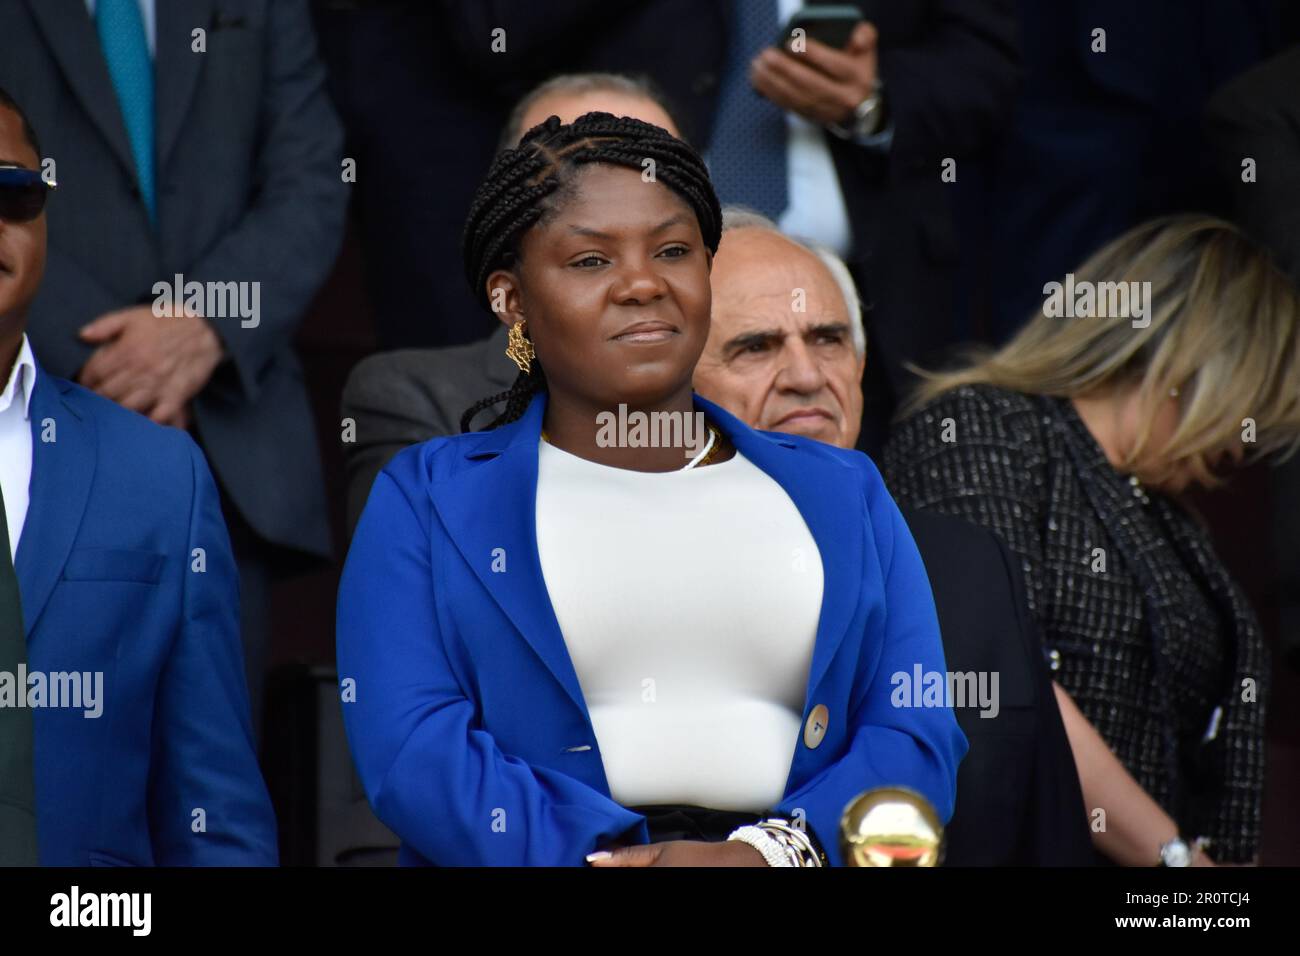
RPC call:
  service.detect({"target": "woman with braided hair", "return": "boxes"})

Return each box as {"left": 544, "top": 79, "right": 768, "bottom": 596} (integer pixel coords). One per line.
{"left": 337, "top": 113, "right": 965, "bottom": 867}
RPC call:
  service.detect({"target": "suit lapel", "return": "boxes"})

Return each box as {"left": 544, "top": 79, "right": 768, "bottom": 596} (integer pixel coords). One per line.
{"left": 24, "top": 0, "right": 136, "bottom": 177}
{"left": 430, "top": 391, "right": 865, "bottom": 731}
{"left": 16, "top": 373, "right": 96, "bottom": 640}
{"left": 155, "top": 0, "right": 214, "bottom": 172}
{"left": 429, "top": 394, "right": 594, "bottom": 722}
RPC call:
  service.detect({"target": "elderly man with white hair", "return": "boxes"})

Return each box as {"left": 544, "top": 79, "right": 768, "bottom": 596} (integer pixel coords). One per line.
{"left": 694, "top": 208, "right": 868, "bottom": 450}
{"left": 693, "top": 207, "right": 1097, "bottom": 867}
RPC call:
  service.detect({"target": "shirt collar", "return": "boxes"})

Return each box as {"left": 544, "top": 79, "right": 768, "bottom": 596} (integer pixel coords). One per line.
{"left": 0, "top": 333, "right": 37, "bottom": 420}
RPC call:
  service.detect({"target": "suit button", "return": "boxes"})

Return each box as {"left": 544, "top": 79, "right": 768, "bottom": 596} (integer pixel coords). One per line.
{"left": 804, "top": 704, "right": 829, "bottom": 749}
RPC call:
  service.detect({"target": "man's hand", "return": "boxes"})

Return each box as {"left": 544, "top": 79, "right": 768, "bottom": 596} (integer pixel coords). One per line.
{"left": 750, "top": 22, "right": 879, "bottom": 127}
{"left": 77, "top": 305, "right": 224, "bottom": 429}
{"left": 587, "top": 840, "right": 770, "bottom": 867}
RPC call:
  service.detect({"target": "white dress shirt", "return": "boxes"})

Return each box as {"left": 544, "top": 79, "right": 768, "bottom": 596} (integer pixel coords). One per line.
{"left": 84, "top": 0, "right": 157, "bottom": 57}
{"left": 535, "top": 440, "right": 825, "bottom": 811}
{"left": 0, "top": 335, "right": 37, "bottom": 561}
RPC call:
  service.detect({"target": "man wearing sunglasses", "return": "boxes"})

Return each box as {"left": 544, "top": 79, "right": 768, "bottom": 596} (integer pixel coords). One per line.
{"left": 0, "top": 87, "right": 276, "bottom": 866}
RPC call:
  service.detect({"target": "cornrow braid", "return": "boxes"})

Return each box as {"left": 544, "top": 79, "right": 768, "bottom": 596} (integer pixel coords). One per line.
{"left": 459, "top": 111, "right": 722, "bottom": 432}
{"left": 459, "top": 365, "right": 546, "bottom": 434}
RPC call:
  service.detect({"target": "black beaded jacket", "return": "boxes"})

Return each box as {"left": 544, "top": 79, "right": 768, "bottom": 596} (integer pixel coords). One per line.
{"left": 882, "top": 384, "right": 1267, "bottom": 863}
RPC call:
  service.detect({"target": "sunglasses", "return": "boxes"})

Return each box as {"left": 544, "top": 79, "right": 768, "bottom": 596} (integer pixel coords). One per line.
{"left": 0, "top": 165, "right": 56, "bottom": 222}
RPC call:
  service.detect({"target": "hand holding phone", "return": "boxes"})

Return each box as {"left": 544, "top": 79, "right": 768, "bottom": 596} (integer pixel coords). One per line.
{"left": 752, "top": 18, "right": 881, "bottom": 130}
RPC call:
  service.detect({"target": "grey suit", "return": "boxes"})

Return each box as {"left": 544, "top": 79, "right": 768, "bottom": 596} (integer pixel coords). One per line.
{"left": 342, "top": 325, "right": 513, "bottom": 533}
{"left": 1, "top": 0, "right": 346, "bottom": 558}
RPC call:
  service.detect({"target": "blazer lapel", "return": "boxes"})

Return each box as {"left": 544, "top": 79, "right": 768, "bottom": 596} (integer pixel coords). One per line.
{"left": 16, "top": 372, "right": 96, "bottom": 640}
{"left": 428, "top": 394, "right": 594, "bottom": 722}
{"left": 24, "top": 0, "right": 136, "bottom": 178}
{"left": 429, "top": 391, "right": 866, "bottom": 734}
{"left": 154, "top": 0, "right": 213, "bottom": 172}
{"left": 696, "top": 395, "right": 864, "bottom": 711}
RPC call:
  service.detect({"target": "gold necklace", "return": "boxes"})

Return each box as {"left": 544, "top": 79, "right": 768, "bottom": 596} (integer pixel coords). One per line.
{"left": 541, "top": 424, "right": 724, "bottom": 469}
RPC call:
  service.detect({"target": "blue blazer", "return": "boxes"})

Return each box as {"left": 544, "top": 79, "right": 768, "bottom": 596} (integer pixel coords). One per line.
{"left": 17, "top": 367, "right": 277, "bottom": 865}
{"left": 337, "top": 392, "right": 967, "bottom": 866}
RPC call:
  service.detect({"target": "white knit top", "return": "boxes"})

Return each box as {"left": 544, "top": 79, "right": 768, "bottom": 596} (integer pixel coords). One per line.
{"left": 535, "top": 439, "right": 824, "bottom": 811}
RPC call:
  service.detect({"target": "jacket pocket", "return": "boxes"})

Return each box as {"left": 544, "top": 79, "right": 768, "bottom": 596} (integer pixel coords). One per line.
{"left": 62, "top": 548, "right": 165, "bottom": 584}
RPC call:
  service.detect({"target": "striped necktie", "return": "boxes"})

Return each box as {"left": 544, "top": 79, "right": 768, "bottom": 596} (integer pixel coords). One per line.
{"left": 96, "top": 0, "right": 156, "bottom": 223}
{"left": 0, "top": 481, "right": 38, "bottom": 865}
{"left": 707, "top": 0, "right": 789, "bottom": 219}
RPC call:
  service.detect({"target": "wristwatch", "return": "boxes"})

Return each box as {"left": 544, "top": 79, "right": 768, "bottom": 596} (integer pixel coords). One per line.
{"left": 826, "top": 80, "right": 885, "bottom": 140}
{"left": 1158, "top": 835, "right": 1209, "bottom": 867}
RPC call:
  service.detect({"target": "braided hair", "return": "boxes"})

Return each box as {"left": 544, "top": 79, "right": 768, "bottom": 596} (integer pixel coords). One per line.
{"left": 458, "top": 111, "right": 722, "bottom": 432}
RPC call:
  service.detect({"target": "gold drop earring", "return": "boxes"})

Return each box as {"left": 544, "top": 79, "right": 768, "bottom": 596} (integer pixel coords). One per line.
{"left": 506, "top": 320, "right": 535, "bottom": 374}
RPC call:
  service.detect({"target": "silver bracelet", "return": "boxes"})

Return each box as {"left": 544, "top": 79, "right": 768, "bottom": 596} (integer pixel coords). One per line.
{"left": 756, "top": 818, "right": 823, "bottom": 867}
{"left": 727, "top": 825, "right": 794, "bottom": 867}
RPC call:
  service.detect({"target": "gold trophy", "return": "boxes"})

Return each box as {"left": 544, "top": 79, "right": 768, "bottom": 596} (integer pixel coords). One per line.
{"left": 840, "top": 787, "right": 944, "bottom": 867}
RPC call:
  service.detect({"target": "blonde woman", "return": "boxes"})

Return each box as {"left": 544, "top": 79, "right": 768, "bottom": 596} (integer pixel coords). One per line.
{"left": 882, "top": 215, "right": 1300, "bottom": 866}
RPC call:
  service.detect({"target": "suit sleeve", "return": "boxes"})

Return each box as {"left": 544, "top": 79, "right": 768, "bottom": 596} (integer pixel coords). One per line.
{"left": 148, "top": 438, "right": 278, "bottom": 864}
{"left": 776, "top": 457, "right": 967, "bottom": 865}
{"left": 877, "top": 0, "right": 1020, "bottom": 161}
{"left": 185, "top": 0, "right": 347, "bottom": 401}
{"left": 994, "top": 535, "right": 1095, "bottom": 865}
{"left": 337, "top": 462, "right": 649, "bottom": 866}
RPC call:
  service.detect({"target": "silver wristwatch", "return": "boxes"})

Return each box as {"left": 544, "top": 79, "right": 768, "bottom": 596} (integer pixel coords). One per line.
{"left": 827, "top": 81, "right": 885, "bottom": 140}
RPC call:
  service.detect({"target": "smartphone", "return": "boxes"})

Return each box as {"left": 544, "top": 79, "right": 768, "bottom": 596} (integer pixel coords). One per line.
{"left": 774, "top": 5, "right": 863, "bottom": 51}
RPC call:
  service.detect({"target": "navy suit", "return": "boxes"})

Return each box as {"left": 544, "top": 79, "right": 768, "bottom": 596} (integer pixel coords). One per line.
{"left": 337, "top": 391, "right": 966, "bottom": 866}
{"left": 18, "top": 367, "right": 276, "bottom": 865}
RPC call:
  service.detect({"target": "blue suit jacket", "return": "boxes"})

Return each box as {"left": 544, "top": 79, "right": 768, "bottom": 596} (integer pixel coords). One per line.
{"left": 16, "top": 367, "right": 277, "bottom": 865}
{"left": 337, "top": 392, "right": 967, "bottom": 866}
